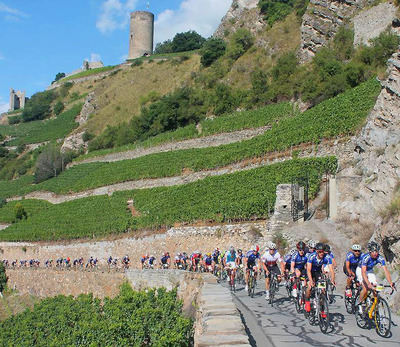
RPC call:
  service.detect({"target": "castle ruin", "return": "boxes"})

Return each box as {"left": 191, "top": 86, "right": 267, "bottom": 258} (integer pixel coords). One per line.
{"left": 9, "top": 88, "right": 26, "bottom": 111}
{"left": 128, "top": 11, "right": 154, "bottom": 60}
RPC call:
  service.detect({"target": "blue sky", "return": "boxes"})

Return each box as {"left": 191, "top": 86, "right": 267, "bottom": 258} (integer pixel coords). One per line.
{"left": 0, "top": 0, "right": 231, "bottom": 113}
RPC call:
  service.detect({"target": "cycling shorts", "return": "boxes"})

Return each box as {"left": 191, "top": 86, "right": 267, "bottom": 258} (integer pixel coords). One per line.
{"left": 295, "top": 268, "right": 307, "bottom": 278}
{"left": 310, "top": 270, "right": 322, "bottom": 283}
{"left": 356, "top": 267, "right": 376, "bottom": 285}
{"left": 264, "top": 265, "right": 281, "bottom": 278}
{"left": 284, "top": 263, "right": 291, "bottom": 271}
{"left": 343, "top": 263, "right": 357, "bottom": 277}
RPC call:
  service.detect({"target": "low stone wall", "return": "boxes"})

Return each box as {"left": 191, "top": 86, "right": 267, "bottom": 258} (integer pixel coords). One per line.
{"left": 195, "top": 283, "right": 250, "bottom": 347}
{"left": 0, "top": 222, "right": 265, "bottom": 268}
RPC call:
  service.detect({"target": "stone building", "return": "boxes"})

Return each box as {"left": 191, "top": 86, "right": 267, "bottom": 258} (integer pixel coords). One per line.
{"left": 9, "top": 88, "right": 26, "bottom": 111}
{"left": 128, "top": 11, "right": 154, "bottom": 60}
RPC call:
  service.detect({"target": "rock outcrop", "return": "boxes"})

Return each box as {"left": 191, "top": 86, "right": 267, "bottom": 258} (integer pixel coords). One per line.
{"left": 61, "top": 131, "right": 86, "bottom": 152}
{"left": 337, "top": 49, "right": 400, "bottom": 260}
{"left": 77, "top": 92, "right": 96, "bottom": 125}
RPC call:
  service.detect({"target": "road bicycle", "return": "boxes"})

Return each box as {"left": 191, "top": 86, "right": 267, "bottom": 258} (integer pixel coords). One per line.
{"left": 308, "top": 276, "right": 330, "bottom": 333}
{"left": 236, "top": 264, "right": 245, "bottom": 285}
{"left": 247, "top": 267, "right": 257, "bottom": 298}
{"left": 344, "top": 276, "right": 361, "bottom": 314}
{"left": 226, "top": 263, "right": 236, "bottom": 292}
{"left": 293, "top": 276, "right": 307, "bottom": 314}
{"left": 355, "top": 284, "right": 395, "bottom": 337}
{"left": 268, "top": 273, "right": 279, "bottom": 306}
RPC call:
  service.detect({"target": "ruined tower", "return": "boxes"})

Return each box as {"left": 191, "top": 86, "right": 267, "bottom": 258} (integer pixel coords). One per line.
{"left": 128, "top": 11, "right": 154, "bottom": 60}
{"left": 9, "top": 88, "right": 26, "bottom": 111}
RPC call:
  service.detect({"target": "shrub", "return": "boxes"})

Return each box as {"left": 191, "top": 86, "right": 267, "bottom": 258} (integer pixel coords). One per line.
{"left": 200, "top": 38, "right": 227, "bottom": 67}
{"left": 8, "top": 115, "right": 21, "bottom": 125}
{"left": 171, "top": 30, "right": 206, "bottom": 52}
{"left": 0, "top": 262, "right": 7, "bottom": 293}
{"left": 59, "top": 82, "right": 74, "bottom": 98}
{"left": 227, "top": 29, "right": 255, "bottom": 60}
{"left": 82, "top": 131, "right": 95, "bottom": 142}
{"left": 14, "top": 203, "right": 27, "bottom": 221}
{"left": 0, "top": 198, "right": 6, "bottom": 208}
{"left": 21, "top": 90, "right": 57, "bottom": 122}
{"left": 53, "top": 100, "right": 64, "bottom": 115}
{"left": 131, "top": 60, "right": 143, "bottom": 67}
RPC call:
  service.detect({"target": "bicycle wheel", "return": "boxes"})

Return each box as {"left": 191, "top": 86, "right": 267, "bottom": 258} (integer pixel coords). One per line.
{"left": 248, "top": 275, "right": 253, "bottom": 296}
{"left": 344, "top": 287, "right": 355, "bottom": 314}
{"left": 251, "top": 276, "right": 256, "bottom": 298}
{"left": 269, "top": 277, "right": 276, "bottom": 305}
{"left": 308, "top": 300, "right": 317, "bottom": 325}
{"left": 318, "top": 295, "right": 330, "bottom": 333}
{"left": 355, "top": 303, "right": 369, "bottom": 329}
{"left": 375, "top": 298, "right": 391, "bottom": 337}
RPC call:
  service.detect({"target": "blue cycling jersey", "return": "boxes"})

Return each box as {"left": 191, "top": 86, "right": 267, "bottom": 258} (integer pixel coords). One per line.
{"left": 283, "top": 254, "right": 292, "bottom": 264}
{"left": 246, "top": 250, "right": 260, "bottom": 265}
{"left": 161, "top": 255, "right": 170, "bottom": 264}
{"left": 226, "top": 251, "right": 236, "bottom": 263}
{"left": 358, "top": 253, "right": 386, "bottom": 271}
{"left": 307, "top": 253, "right": 332, "bottom": 272}
{"left": 345, "top": 251, "right": 363, "bottom": 270}
{"left": 291, "top": 251, "right": 308, "bottom": 270}
{"left": 204, "top": 256, "right": 213, "bottom": 265}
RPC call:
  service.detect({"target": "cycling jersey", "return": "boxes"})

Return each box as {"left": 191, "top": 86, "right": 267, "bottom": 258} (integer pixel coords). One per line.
{"left": 212, "top": 250, "right": 220, "bottom": 263}
{"left": 245, "top": 250, "right": 260, "bottom": 267}
{"left": 307, "top": 253, "right": 332, "bottom": 272}
{"left": 345, "top": 251, "right": 363, "bottom": 271}
{"left": 161, "top": 255, "right": 170, "bottom": 264}
{"left": 204, "top": 256, "right": 213, "bottom": 266}
{"left": 291, "top": 251, "right": 307, "bottom": 270}
{"left": 149, "top": 257, "right": 156, "bottom": 265}
{"left": 262, "top": 250, "right": 282, "bottom": 266}
{"left": 283, "top": 254, "right": 292, "bottom": 265}
{"left": 226, "top": 251, "right": 236, "bottom": 263}
{"left": 358, "top": 253, "right": 386, "bottom": 271}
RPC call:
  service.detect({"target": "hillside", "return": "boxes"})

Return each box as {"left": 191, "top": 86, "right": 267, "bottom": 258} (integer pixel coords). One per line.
{"left": 0, "top": 0, "right": 399, "bottom": 262}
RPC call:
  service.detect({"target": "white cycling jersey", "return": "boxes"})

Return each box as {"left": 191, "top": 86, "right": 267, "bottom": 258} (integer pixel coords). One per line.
{"left": 262, "top": 250, "right": 282, "bottom": 266}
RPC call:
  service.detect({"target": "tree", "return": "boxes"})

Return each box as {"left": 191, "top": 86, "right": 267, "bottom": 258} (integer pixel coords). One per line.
{"left": 53, "top": 100, "right": 65, "bottom": 115}
{"left": 171, "top": 30, "right": 206, "bottom": 52}
{"left": 154, "top": 39, "right": 174, "bottom": 54}
{"left": 0, "top": 262, "right": 7, "bottom": 294}
{"left": 227, "top": 29, "right": 255, "bottom": 60}
{"left": 200, "top": 38, "right": 227, "bottom": 67}
{"left": 54, "top": 72, "right": 66, "bottom": 82}
{"left": 14, "top": 203, "right": 27, "bottom": 221}
{"left": 21, "top": 90, "right": 57, "bottom": 122}
{"left": 34, "top": 145, "right": 69, "bottom": 183}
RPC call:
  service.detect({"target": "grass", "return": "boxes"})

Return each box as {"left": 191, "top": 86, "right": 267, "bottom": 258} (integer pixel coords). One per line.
{"left": 62, "top": 65, "right": 119, "bottom": 81}
{"left": 0, "top": 157, "right": 336, "bottom": 241}
{"left": 0, "top": 103, "right": 83, "bottom": 146}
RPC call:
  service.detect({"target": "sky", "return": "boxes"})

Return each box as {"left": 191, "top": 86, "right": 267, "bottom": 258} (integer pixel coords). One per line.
{"left": 0, "top": 0, "right": 231, "bottom": 113}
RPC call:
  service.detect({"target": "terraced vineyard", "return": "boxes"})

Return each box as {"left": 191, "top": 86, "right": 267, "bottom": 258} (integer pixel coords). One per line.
{"left": 0, "top": 103, "right": 83, "bottom": 146}
{"left": 0, "top": 157, "right": 336, "bottom": 241}
{"left": 74, "top": 101, "right": 294, "bottom": 161}
{"left": 0, "top": 78, "right": 379, "bottom": 199}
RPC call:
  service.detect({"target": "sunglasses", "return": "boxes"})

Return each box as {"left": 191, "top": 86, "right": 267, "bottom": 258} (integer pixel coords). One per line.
{"left": 353, "top": 250, "right": 361, "bottom": 252}
{"left": 317, "top": 250, "right": 324, "bottom": 253}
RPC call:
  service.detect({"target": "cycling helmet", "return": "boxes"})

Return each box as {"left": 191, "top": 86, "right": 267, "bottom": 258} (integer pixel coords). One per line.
{"left": 323, "top": 244, "right": 331, "bottom": 252}
{"left": 250, "top": 245, "right": 256, "bottom": 251}
{"left": 297, "top": 241, "right": 306, "bottom": 251}
{"left": 351, "top": 244, "right": 362, "bottom": 251}
{"left": 256, "top": 245, "right": 260, "bottom": 252}
{"left": 308, "top": 240, "right": 316, "bottom": 248}
{"left": 290, "top": 248, "right": 297, "bottom": 256}
{"left": 206, "top": 252, "right": 211, "bottom": 256}
{"left": 268, "top": 242, "right": 276, "bottom": 250}
{"left": 238, "top": 249, "right": 243, "bottom": 253}
{"left": 367, "top": 241, "right": 380, "bottom": 252}
{"left": 315, "top": 242, "right": 324, "bottom": 251}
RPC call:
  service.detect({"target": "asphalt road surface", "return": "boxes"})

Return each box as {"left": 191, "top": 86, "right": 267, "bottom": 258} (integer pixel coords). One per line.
{"left": 226, "top": 280, "right": 400, "bottom": 347}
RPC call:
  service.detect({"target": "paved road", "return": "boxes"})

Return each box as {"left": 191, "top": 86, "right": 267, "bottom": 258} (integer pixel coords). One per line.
{"left": 226, "top": 280, "right": 400, "bottom": 347}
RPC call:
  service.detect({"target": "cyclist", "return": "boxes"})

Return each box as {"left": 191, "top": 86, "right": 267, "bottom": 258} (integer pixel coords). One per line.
{"left": 305, "top": 243, "right": 335, "bottom": 312}
{"left": 357, "top": 241, "right": 395, "bottom": 308}
{"left": 324, "top": 244, "right": 337, "bottom": 269}
{"left": 236, "top": 249, "right": 244, "bottom": 266}
{"left": 191, "top": 251, "right": 202, "bottom": 272}
{"left": 224, "top": 246, "right": 237, "bottom": 285}
{"left": 203, "top": 252, "right": 214, "bottom": 272}
{"left": 182, "top": 252, "right": 189, "bottom": 269}
{"left": 306, "top": 240, "right": 316, "bottom": 260}
{"left": 148, "top": 255, "right": 156, "bottom": 269}
{"left": 244, "top": 245, "right": 261, "bottom": 292}
{"left": 174, "top": 253, "right": 183, "bottom": 269}
{"left": 140, "top": 254, "right": 149, "bottom": 269}
{"left": 290, "top": 241, "right": 308, "bottom": 296}
{"left": 122, "top": 254, "right": 130, "bottom": 268}
{"left": 262, "top": 242, "right": 283, "bottom": 301}
{"left": 283, "top": 248, "right": 297, "bottom": 280}
{"left": 160, "top": 252, "right": 171, "bottom": 269}
{"left": 212, "top": 248, "right": 221, "bottom": 265}
{"left": 343, "top": 244, "right": 363, "bottom": 297}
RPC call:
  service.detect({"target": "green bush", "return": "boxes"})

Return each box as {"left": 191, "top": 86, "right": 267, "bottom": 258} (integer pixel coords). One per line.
{"left": 171, "top": 30, "right": 206, "bottom": 52}
{"left": 21, "top": 90, "right": 57, "bottom": 122}
{"left": 0, "top": 262, "right": 7, "bottom": 293}
{"left": 8, "top": 115, "right": 21, "bottom": 125}
{"left": 53, "top": 100, "right": 64, "bottom": 115}
{"left": 59, "top": 82, "right": 74, "bottom": 98}
{"left": 14, "top": 203, "right": 27, "bottom": 221}
{"left": 200, "top": 38, "right": 227, "bottom": 67}
{"left": 227, "top": 29, "right": 255, "bottom": 60}
{"left": 0, "top": 285, "right": 193, "bottom": 346}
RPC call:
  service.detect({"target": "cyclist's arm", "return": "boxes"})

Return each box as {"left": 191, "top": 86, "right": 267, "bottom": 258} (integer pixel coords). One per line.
{"left": 382, "top": 265, "right": 394, "bottom": 288}
{"left": 290, "top": 261, "right": 295, "bottom": 274}
{"left": 262, "top": 261, "right": 268, "bottom": 273}
{"left": 329, "top": 264, "right": 335, "bottom": 285}
{"left": 345, "top": 260, "right": 353, "bottom": 276}
{"left": 307, "top": 262, "right": 313, "bottom": 286}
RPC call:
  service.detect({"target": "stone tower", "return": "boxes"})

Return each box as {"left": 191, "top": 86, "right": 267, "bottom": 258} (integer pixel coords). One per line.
{"left": 9, "top": 88, "right": 26, "bottom": 111}
{"left": 128, "top": 11, "right": 154, "bottom": 60}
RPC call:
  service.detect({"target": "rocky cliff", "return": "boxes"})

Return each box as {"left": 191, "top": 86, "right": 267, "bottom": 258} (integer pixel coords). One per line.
{"left": 300, "top": 0, "right": 397, "bottom": 62}
{"left": 337, "top": 48, "right": 400, "bottom": 261}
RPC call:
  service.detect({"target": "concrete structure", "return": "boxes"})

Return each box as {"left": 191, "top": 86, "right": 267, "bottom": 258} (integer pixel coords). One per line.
{"left": 128, "top": 11, "right": 154, "bottom": 60}
{"left": 9, "top": 88, "right": 26, "bottom": 111}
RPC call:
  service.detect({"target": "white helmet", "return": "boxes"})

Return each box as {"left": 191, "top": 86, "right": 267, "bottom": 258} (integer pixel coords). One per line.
{"left": 268, "top": 242, "right": 276, "bottom": 250}
{"left": 250, "top": 245, "right": 256, "bottom": 251}
{"left": 308, "top": 240, "right": 316, "bottom": 248}
{"left": 290, "top": 248, "right": 297, "bottom": 256}
{"left": 351, "top": 244, "right": 362, "bottom": 251}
